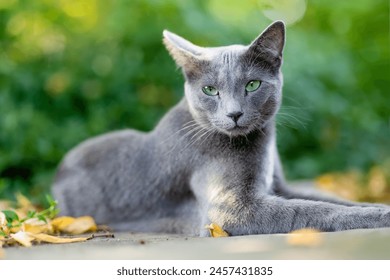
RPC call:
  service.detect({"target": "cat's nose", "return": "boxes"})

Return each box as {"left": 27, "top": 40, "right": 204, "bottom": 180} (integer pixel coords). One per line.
{"left": 226, "top": 111, "right": 243, "bottom": 123}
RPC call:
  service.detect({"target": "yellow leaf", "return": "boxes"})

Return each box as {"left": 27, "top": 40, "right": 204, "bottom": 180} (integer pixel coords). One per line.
{"left": 0, "top": 212, "right": 6, "bottom": 228}
{"left": 52, "top": 216, "right": 97, "bottom": 234}
{"left": 10, "top": 220, "right": 21, "bottom": 233}
{"left": 368, "top": 166, "right": 387, "bottom": 197}
{"left": 51, "top": 216, "right": 76, "bottom": 231}
{"left": 0, "top": 237, "right": 4, "bottom": 258}
{"left": 287, "top": 228, "right": 323, "bottom": 247}
{"left": 10, "top": 231, "right": 34, "bottom": 247}
{"left": 315, "top": 174, "right": 335, "bottom": 190}
{"left": 22, "top": 218, "right": 53, "bottom": 234}
{"left": 205, "top": 223, "right": 229, "bottom": 237}
{"left": 1, "top": 227, "right": 10, "bottom": 236}
{"left": 30, "top": 233, "right": 89, "bottom": 244}
{"left": 316, "top": 172, "right": 360, "bottom": 201}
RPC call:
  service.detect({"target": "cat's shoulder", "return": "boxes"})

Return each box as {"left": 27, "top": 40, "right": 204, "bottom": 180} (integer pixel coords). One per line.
{"left": 155, "top": 98, "right": 193, "bottom": 129}
{"left": 61, "top": 129, "right": 144, "bottom": 169}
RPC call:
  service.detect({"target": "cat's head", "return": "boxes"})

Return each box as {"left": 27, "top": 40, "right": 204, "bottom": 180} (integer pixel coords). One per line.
{"left": 163, "top": 21, "right": 285, "bottom": 137}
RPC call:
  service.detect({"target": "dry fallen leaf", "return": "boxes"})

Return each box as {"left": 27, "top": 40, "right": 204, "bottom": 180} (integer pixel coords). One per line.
{"left": 0, "top": 212, "right": 6, "bottom": 228}
{"left": 1, "top": 214, "right": 98, "bottom": 247}
{"left": 0, "top": 235, "right": 4, "bottom": 251}
{"left": 52, "top": 216, "right": 97, "bottom": 234}
{"left": 22, "top": 218, "right": 53, "bottom": 234}
{"left": 10, "top": 231, "right": 34, "bottom": 247}
{"left": 315, "top": 165, "right": 390, "bottom": 203}
{"left": 8, "top": 231, "right": 90, "bottom": 247}
{"left": 287, "top": 228, "right": 323, "bottom": 247}
{"left": 1, "top": 194, "right": 101, "bottom": 248}
{"left": 0, "top": 212, "right": 10, "bottom": 235}
{"left": 9, "top": 220, "right": 21, "bottom": 234}
{"left": 30, "top": 233, "right": 89, "bottom": 244}
{"left": 205, "top": 223, "right": 229, "bottom": 237}
{"left": 51, "top": 216, "right": 75, "bottom": 230}
{"left": 315, "top": 172, "right": 361, "bottom": 201}
{"left": 368, "top": 166, "right": 387, "bottom": 197}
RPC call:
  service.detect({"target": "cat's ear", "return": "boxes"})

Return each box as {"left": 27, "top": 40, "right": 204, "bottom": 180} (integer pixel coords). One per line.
{"left": 248, "top": 21, "right": 285, "bottom": 66}
{"left": 163, "top": 30, "right": 205, "bottom": 70}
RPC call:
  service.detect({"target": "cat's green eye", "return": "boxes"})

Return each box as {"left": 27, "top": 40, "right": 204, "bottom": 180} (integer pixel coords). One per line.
{"left": 245, "top": 80, "right": 261, "bottom": 92}
{"left": 202, "top": 86, "right": 219, "bottom": 96}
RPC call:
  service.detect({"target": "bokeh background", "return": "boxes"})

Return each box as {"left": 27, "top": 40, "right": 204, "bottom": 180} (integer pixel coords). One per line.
{"left": 0, "top": 0, "right": 389, "bottom": 204}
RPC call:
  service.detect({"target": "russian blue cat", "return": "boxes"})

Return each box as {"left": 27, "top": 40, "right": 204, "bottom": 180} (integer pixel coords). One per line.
{"left": 52, "top": 21, "right": 390, "bottom": 236}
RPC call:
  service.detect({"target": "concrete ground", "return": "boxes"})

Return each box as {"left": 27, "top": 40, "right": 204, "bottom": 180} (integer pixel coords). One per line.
{"left": 3, "top": 228, "right": 390, "bottom": 260}
{"left": 3, "top": 182, "right": 390, "bottom": 260}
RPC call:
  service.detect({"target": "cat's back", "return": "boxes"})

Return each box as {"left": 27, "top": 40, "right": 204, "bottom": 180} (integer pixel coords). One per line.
{"left": 55, "top": 129, "right": 147, "bottom": 178}
{"left": 56, "top": 99, "right": 192, "bottom": 177}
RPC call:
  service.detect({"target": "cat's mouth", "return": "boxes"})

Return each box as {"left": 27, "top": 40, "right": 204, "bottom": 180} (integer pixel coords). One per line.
{"left": 225, "top": 124, "right": 252, "bottom": 136}
{"left": 208, "top": 118, "right": 256, "bottom": 136}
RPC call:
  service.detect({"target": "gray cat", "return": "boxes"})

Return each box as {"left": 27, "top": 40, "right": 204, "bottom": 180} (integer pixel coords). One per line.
{"left": 52, "top": 21, "right": 390, "bottom": 236}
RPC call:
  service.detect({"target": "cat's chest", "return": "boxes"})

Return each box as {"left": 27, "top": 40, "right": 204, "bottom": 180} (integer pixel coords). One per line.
{"left": 191, "top": 137, "right": 275, "bottom": 195}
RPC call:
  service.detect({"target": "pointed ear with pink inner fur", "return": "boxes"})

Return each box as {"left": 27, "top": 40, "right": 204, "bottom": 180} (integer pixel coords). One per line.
{"left": 163, "top": 30, "right": 206, "bottom": 71}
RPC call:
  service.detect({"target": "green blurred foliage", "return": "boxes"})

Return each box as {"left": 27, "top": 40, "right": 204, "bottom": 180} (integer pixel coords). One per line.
{"left": 0, "top": 0, "right": 389, "bottom": 202}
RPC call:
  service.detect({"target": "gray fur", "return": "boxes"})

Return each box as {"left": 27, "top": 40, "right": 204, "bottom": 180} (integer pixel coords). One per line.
{"left": 52, "top": 21, "right": 390, "bottom": 236}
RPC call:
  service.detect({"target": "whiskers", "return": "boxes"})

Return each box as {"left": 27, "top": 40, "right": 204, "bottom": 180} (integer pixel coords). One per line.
{"left": 181, "top": 123, "right": 217, "bottom": 152}
{"left": 276, "top": 105, "right": 308, "bottom": 130}
{"left": 163, "top": 119, "right": 217, "bottom": 156}
{"left": 160, "top": 120, "right": 198, "bottom": 144}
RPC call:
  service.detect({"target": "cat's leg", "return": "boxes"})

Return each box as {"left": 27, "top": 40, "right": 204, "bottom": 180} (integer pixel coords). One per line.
{"left": 192, "top": 161, "right": 390, "bottom": 236}
{"left": 274, "top": 182, "right": 389, "bottom": 208}
{"left": 273, "top": 154, "right": 389, "bottom": 208}
{"left": 206, "top": 195, "right": 390, "bottom": 236}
